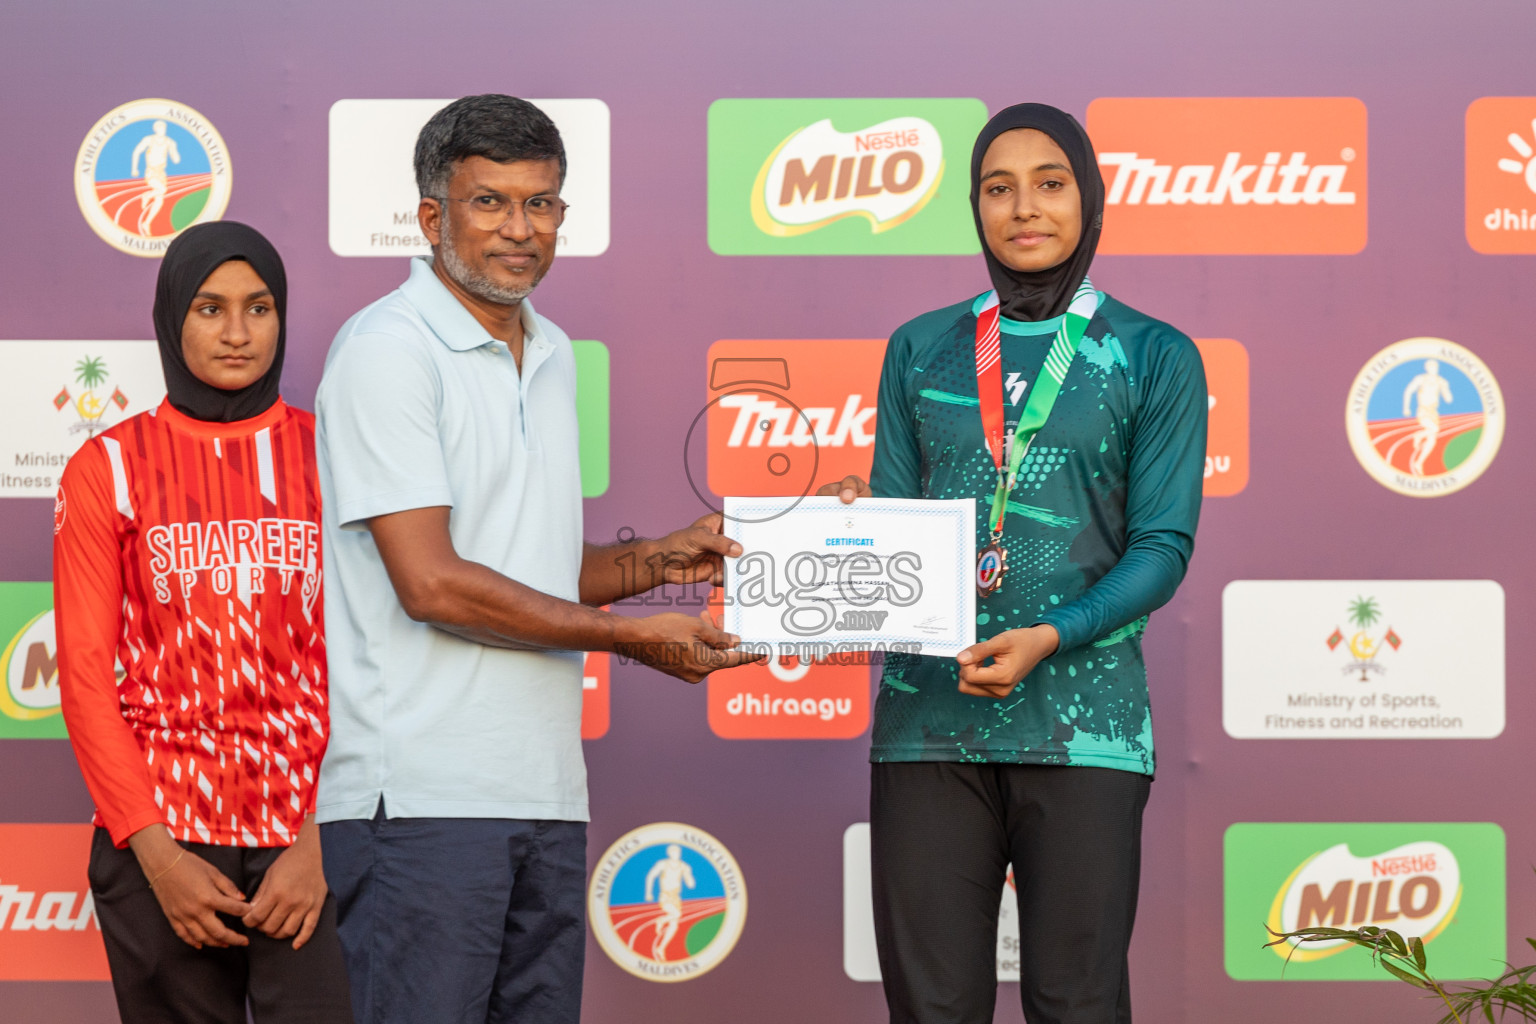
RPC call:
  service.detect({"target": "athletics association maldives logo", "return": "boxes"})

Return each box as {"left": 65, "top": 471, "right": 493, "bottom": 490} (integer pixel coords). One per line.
{"left": 588, "top": 822, "right": 747, "bottom": 982}
{"left": 1346, "top": 338, "right": 1504, "bottom": 497}
{"left": 75, "top": 99, "right": 231, "bottom": 256}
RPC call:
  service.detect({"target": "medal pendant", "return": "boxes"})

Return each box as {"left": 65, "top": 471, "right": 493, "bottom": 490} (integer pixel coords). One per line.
{"left": 976, "top": 541, "right": 1007, "bottom": 598}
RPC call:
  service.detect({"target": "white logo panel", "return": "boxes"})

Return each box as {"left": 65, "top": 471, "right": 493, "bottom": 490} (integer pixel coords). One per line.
{"left": 1222, "top": 580, "right": 1504, "bottom": 739}
{"left": 843, "top": 823, "right": 1020, "bottom": 982}
{"left": 328, "top": 98, "right": 610, "bottom": 258}
{"left": 0, "top": 341, "right": 166, "bottom": 498}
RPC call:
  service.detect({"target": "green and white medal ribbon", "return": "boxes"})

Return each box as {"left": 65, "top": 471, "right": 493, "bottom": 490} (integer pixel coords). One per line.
{"left": 973, "top": 277, "right": 1100, "bottom": 597}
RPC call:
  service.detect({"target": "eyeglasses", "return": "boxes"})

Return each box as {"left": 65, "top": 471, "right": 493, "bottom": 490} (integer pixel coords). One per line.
{"left": 431, "top": 192, "right": 568, "bottom": 232}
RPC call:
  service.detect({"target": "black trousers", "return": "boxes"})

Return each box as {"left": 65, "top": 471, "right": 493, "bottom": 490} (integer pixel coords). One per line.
{"left": 870, "top": 763, "right": 1151, "bottom": 1024}
{"left": 88, "top": 827, "right": 354, "bottom": 1024}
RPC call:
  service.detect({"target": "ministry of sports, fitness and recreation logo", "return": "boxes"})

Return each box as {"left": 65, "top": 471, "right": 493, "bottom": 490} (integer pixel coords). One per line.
{"left": 0, "top": 340, "right": 165, "bottom": 499}
{"left": 54, "top": 354, "right": 130, "bottom": 441}
{"left": 1346, "top": 337, "right": 1504, "bottom": 497}
{"left": 1222, "top": 579, "right": 1503, "bottom": 740}
{"left": 327, "top": 98, "right": 610, "bottom": 258}
{"left": 708, "top": 99, "right": 986, "bottom": 255}
{"left": 1326, "top": 595, "right": 1402, "bottom": 681}
{"left": 588, "top": 822, "right": 747, "bottom": 982}
{"left": 75, "top": 99, "right": 231, "bottom": 256}
{"left": 842, "top": 823, "right": 1024, "bottom": 982}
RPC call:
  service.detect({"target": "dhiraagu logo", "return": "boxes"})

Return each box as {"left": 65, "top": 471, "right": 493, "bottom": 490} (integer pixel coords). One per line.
{"left": 0, "top": 583, "right": 68, "bottom": 738}
{"left": 1224, "top": 823, "right": 1505, "bottom": 980}
{"left": 708, "top": 99, "right": 986, "bottom": 255}
{"left": 573, "top": 340, "right": 609, "bottom": 498}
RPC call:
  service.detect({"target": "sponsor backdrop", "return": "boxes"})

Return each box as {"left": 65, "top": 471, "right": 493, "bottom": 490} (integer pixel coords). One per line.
{"left": 1, "top": 1, "right": 1532, "bottom": 1021}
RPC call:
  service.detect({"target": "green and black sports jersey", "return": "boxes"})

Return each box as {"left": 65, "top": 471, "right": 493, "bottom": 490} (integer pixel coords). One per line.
{"left": 868, "top": 291, "right": 1207, "bottom": 775}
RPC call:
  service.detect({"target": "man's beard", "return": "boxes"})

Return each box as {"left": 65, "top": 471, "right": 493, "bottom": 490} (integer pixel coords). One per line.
{"left": 437, "top": 219, "right": 542, "bottom": 305}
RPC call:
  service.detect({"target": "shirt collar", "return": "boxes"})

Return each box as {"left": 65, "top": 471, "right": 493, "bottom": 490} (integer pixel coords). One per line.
{"left": 400, "top": 255, "right": 545, "bottom": 353}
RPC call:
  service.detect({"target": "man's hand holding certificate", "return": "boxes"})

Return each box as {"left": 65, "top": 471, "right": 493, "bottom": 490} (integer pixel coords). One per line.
{"left": 720, "top": 495, "right": 977, "bottom": 659}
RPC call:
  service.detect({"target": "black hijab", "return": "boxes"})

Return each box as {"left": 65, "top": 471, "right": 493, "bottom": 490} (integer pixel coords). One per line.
{"left": 153, "top": 221, "right": 287, "bottom": 423}
{"left": 969, "top": 104, "right": 1105, "bottom": 323}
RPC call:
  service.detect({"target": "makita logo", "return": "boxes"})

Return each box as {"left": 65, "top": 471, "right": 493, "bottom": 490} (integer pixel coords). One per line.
{"left": 0, "top": 825, "right": 111, "bottom": 980}
{"left": 1086, "top": 97, "right": 1368, "bottom": 255}
{"left": 1100, "top": 152, "right": 1357, "bottom": 206}
{"left": 719, "top": 393, "right": 876, "bottom": 449}
{"left": 0, "top": 883, "right": 98, "bottom": 932}
{"left": 705, "top": 340, "right": 885, "bottom": 498}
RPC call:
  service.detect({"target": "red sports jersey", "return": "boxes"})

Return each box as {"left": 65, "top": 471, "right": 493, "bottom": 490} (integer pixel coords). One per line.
{"left": 53, "top": 399, "right": 327, "bottom": 849}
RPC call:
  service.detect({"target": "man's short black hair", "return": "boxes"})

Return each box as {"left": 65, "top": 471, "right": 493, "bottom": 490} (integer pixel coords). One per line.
{"left": 414, "top": 94, "right": 566, "bottom": 198}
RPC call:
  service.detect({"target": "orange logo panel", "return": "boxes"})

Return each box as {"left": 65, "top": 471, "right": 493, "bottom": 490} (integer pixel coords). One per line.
{"left": 1465, "top": 97, "right": 1536, "bottom": 253}
{"left": 582, "top": 650, "right": 609, "bottom": 740}
{"left": 0, "top": 824, "right": 109, "bottom": 980}
{"left": 1196, "top": 339, "right": 1250, "bottom": 496}
{"left": 705, "top": 589, "right": 869, "bottom": 739}
{"left": 1087, "top": 98, "right": 1367, "bottom": 254}
{"left": 708, "top": 652, "right": 871, "bottom": 739}
{"left": 706, "top": 340, "right": 885, "bottom": 498}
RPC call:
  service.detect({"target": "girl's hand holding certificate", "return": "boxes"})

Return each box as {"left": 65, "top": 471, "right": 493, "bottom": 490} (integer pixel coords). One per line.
{"left": 818, "top": 474, "right": 1059, "bottom": 700}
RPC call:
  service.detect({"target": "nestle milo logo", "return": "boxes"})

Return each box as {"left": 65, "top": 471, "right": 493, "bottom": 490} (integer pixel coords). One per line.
{"left": 708, "top": 98, "right": 986, "bottom": 255}
{"left": 1223, "top": 822, "right": 1504, "bottom": 981}
{"left": 0, "top": 584, "right": 69, "bottom": 739}
{"left": 751, "top": 117, "right": 943, "bottom": 236}
{"left": 1268, "top": 841, "right": 1458, "bottom": 962}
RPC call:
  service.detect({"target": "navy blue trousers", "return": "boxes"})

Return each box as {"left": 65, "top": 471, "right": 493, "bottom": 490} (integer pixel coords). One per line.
{"left": 320, "top": 806, "right": 586, "bottom": 1024}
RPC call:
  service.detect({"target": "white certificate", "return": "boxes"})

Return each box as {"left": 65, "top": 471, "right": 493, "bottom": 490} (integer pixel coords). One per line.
{"left": 722, "top": 496, "right": 976, "bottom": 658}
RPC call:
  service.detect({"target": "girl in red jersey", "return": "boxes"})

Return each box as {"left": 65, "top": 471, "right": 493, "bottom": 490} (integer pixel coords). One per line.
{"left": 54, "top": 222, "right": 352, "bottom": 1023}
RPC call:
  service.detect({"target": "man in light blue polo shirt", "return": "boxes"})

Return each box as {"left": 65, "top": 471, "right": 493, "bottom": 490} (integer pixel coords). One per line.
{"left": 314, "top": 94, "right": 758, "bottom": 1024}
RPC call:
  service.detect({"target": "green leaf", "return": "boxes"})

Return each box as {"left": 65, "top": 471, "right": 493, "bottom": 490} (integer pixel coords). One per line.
{"left": 1412, "top": 937, "right": 1427, "bottom": 971}
{"left": 1380, "top": 960, "right": 1429, "bottom": 988}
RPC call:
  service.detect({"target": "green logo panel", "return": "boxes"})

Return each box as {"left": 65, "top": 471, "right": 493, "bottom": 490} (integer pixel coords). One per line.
{"left": 707, "top": 98, "right": 987, "bottom": 255}
{"left": 573, "top": 340, "right": 610, "bottom": 498}
{"left": 1224, "top": 822, "right": 1505, "bottom": 980}
{"left": 0, "top": 582, "right": 67, "bottom": 739}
